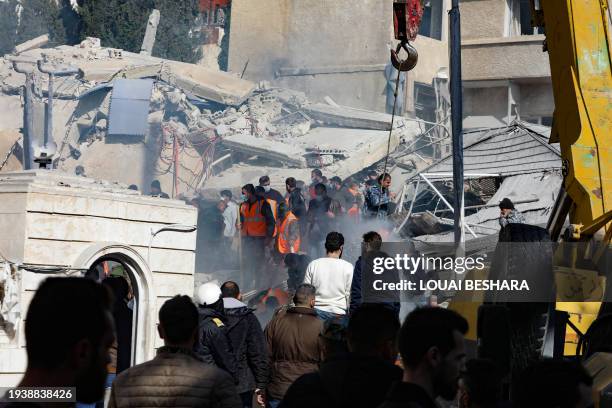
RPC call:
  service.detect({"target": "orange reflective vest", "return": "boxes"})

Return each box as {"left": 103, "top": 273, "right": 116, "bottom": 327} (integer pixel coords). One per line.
{"left": 267, "top": 198, "right": 278, "bottom": 237}
{"left": 277, "top": 212, "right": 300, "bottom": 254}
{"left": 240, "top": 200, "right": 267, "bottom": 237}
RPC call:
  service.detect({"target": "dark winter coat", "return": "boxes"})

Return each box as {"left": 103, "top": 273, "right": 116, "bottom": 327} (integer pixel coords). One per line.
{"left": 195, "top": 304, "right": 239, "bottom": 384}
{"left": 222, "top": 297, "right": 269, "bottom": 393}
{"left": 280, "top": 352, "right": 402, "bottom": 408}
{"left": 350, "top": 253, "right": 401, "bottom": 317}
{"left": 264, "top": 306, "right": 325, "bottom": 400}
{"left": 285, "top": 188, "right": 307, "bottom": 219}
{"left": 377, "top": 382, "right": 437, "bottom": 408}
{"left": 263, "top": 188, "right": 285, "bottom": 206}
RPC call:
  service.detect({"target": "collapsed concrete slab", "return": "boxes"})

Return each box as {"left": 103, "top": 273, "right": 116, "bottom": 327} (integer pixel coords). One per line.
{"left": 221, "top": 134, "right": 307, "bottom": 167}
{"left": 303, "top": 103, "right": 408, "bottom": 131}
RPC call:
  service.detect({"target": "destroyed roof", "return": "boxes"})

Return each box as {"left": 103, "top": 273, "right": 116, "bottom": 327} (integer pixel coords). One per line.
{"left": 412, "top": 121, "right": 561, "bottom": 179}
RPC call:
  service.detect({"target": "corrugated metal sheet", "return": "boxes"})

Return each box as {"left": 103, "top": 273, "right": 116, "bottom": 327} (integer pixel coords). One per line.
{"left": 414, "top": 122, "right": 561, "bottom": 177}
{"left": 107, "top": 79, "right": 154, "bottom": 138}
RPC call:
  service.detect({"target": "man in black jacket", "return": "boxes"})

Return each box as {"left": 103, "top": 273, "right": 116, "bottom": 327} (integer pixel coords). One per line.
{"left": 280, "top": 304, "right": 402, "bottom": 408}
{"left": 284, "top": 177, "right": 306, "bottom": 219}
{"left": 259, "top": 175, "right": 285, "bottom": 204}
{"left": 221, "top": 281, "right": 269, "bottom": 408}
{"left": 194, "top": 283, "right": 239, "bottom": 385}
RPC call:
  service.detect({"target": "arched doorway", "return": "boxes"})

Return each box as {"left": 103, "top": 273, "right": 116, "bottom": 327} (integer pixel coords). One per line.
{"left": 72, "top": 243, "right": 156, "bottom": 365}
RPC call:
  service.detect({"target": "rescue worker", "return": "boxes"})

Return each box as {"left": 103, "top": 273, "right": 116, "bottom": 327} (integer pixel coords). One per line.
{"left": 308, "top": 169, "right": 325, "bottom": 200}
{"left": 284, "top": 177, "right": 306, "bottom": 220}
{"left": 365, "top": 173, "right": 396, "bottom": 217}
{"left": 306, "top": 184, "right": 341, "bottom": 260}
{"left": 256, "top": 186, "right": 278, "bottom": 237}
{"left": 498, "top": 197, "right": 526, "bottom": 227}
{"left": 259, "top": 175, "right": 284, "bottom": 204}
{"left": 346, "top": 181, "right": 363, "bottom": 221}
{"left": 275, "top": 202, "right": 301, "bottom": 260}
{"left": 240, "top": 184, "right": 275, "bottom": 289}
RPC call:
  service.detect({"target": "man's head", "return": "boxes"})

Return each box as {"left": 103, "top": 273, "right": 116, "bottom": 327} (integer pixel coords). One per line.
{"left": 150, "top": 179, "right": 162, "bottom": 195}
{"left": 128, "top": 184, "right": 138, "bottom": 191}
{"left": 458, "top": 359, "right": 502, "bottom": 408}
{"left": 347, "top": 304, "right": 400, "bottom": 363}
{"left": 363, "top": 231, "right": 382, "bottom": 253}
{"left": 378, "top": 173, "right": 392, "bottom": 189}
{"left": 220, "top": 189, "right": 232, "bottom": 203}
{"left": 242, "top": 183, "right": 256, "bottom": 201}
{"left": 399, "top": 307, "right": 469, "bottom": 400}
{"left": 314, "top": 183, "right": 327, "bottom": 199}
{"left": 348, "top": 181, "right": 359, "bottom": 193}
{"left": 293, "top": 283, "right": 316, "bottom": 308}
{"left": 499, "top": 197, "right": 514, "bottom": 217}
{"left": 311, "top": 169, "right": 323, "bottom": 183}
{"left": 255, "top": 186, "right": 266, "bottom": 199}
{"left": 220, "top": 281, "right": 241, "bottom": 300}
{"left": 286, "top": 177, "right": 297, "bottom": 193}
{"left": 259, "top": 175, "right": 272, "bottom": 193}
{"left": 25, "top": 277, "right": 115, "bottom": 403}
{"left": 514, "top": 359, "right": 593, "bottom": 408}
{"left": 102, "top": 275, "right": 129, "bottom": 304}
{"left": 158, "top": 295, "right": 199, "bottom": 349}
{"left": 325, "top": 231, "right": 344, "bottom": 256}
{"left": 367, "top": 170, "right": 378, "bottom": 181}
{"left": 330, "top": 176, "right": 342, "bottom": 191}
{"left": 217, "top": 200, "right": 227, "bottom": 212}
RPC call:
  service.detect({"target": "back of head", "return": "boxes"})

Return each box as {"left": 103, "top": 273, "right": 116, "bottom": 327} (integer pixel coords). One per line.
{"left": 196, "top": 283, "right": 222, "bottom": 306}
{"left": 25, "top": 277, "right": 112, "bottom": 369}
{"left": 461, "top": 359, "right": 502, "bottom": 408}
{"left": 220, "top": 281, "right": 240, "bottom": 299}
{"left": 325, "top": 231, "right": 344, "bottom": 253}
{"left": 102, "top": 276, "right": 129, "bottom": 304}
{"left": 312, "top": 169, "right": 323, "bottom": 178}
{"left": 514, "top": 359, "right": 593, "bottom": 408}
{"left": 159, "top": 295, "right": 198, "bottom": 345}
{"left": 151, "top": 179, "right": 161, "bottom": 189}
{"left": 315, "top": 183, "right": 327, "bottom": 195}
{"left": 293, "top": 283, "right": 316, "bottom": 307}
{"left": 499, "top": 197, "right": 514, "bottom": 210}
{"left": 363, "top": 231, "right": 382, "bottom": 252}
{"left": 399, "top": 307, "right": 468, "bottom": 369}
{"left": 347, "top": 304, "right": 400, "bottom": 356}
{"left": 255, "top": 186, "right": 265, "bottom": 196}
{"left": 220, "top": 189, "right": 232, "bottom": 200}
{"left": 242, "top": 183, "right": 256, "bottom": 195}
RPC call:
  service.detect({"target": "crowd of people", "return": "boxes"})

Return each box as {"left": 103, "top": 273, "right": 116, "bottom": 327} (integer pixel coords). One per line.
{"left": 3, "top": 231, "right": 595, "bottom": 407}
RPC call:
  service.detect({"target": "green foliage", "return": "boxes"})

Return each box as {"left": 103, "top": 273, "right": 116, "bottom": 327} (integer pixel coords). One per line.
{"left": 0, "top": 0, "right": 18, "bottom": 56}
{"left": 80, "top": 0, "right": 153, "bottom": 52}
{"left": 152, "top": 0, "right": 202, "bottom": 63}
{"left": 218, "top": 4, "right": 230, "bottom": 71}
{"left": 17, "top": 0, "right": 66, "bottom": 47}
{"left": 59, "top": 0, "right": 82, "bottom": 45}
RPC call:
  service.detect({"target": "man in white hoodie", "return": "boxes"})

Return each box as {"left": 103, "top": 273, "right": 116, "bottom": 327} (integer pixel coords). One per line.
{"left": 303, "top": 231, "right": 353, "bottom": 324}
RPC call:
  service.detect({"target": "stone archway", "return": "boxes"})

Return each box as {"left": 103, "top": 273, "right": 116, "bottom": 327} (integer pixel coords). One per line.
{"left": 72, "top": 242, "right": 157, "bottom": 364}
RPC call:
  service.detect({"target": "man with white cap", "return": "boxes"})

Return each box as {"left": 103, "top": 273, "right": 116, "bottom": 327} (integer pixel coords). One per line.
{"left": 194, "top": 282, "right": 239, "bottom": 384}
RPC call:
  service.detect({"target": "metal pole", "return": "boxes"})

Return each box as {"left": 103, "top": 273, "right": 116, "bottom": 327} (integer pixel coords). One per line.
{"left": 12, "top": 61, "right": 34, "bottom": 169}
{"left": 450, "top": 0, "right": 464, "bottom": 247}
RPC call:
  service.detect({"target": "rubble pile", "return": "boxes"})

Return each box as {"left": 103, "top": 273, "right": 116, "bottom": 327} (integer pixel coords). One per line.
{"left": 0, "top": 37, "right": 422, "bottom": 196}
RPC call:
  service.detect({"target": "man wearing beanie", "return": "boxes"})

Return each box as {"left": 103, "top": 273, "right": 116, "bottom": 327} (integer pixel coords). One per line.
{"left": 498, "top": 197, "right": 526, "bottom": 227}
{"left": 194, "top": 282, "right": 239, "bottom": 384}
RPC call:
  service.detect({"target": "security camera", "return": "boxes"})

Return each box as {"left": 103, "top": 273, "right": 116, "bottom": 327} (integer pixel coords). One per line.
{"left": 32, "top": 141, "right": 57, "bottom": 169}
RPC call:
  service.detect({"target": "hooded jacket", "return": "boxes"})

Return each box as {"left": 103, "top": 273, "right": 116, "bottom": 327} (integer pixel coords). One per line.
{"left": 195, "top": 302, "right": 239, "bottom": 384}
{"left": 280, "top": 352, "right": 402, "bottom": 408}
{"left": 222, "top": 297, "right": 269, "bottom": 393}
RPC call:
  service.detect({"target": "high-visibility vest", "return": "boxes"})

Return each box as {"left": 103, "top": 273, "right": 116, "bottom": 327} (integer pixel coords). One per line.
{"left": 240, "top": 200, "right": 267, "bottom": 237}
{"left": 267, "top": 198, "right": 278, "bottom": 236}
{"left": 277, "top": 212, "right": 300, "bottom": 254}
